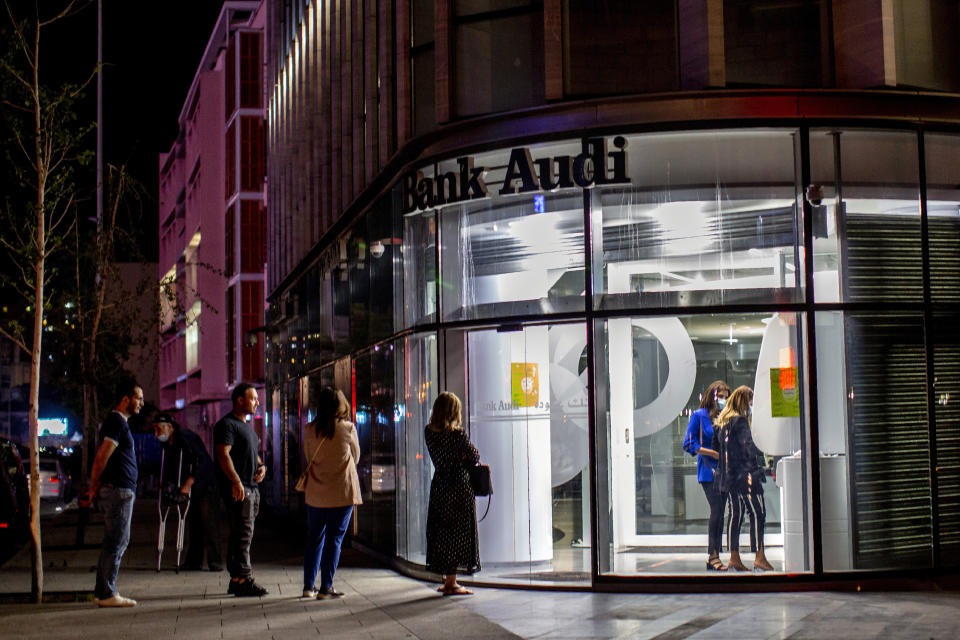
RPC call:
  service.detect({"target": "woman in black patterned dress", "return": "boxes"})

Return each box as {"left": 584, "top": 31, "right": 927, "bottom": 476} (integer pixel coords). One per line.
{"left": 425, "top": 391, "right": 480, "bottom": 595}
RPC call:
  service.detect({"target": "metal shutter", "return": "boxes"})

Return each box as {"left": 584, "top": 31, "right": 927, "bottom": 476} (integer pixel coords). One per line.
{"left": 844, "top": 313, "right": 933, "bottom": 569}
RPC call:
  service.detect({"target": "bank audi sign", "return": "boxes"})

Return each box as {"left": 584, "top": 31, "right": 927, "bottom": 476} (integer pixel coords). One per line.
{"left": 401, "top": 136, "right": 630, "bottom": 214}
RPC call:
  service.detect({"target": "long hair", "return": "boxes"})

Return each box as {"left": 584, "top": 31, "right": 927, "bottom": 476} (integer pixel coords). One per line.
{"left": 699, "top": 380, "right": 731, "bottom": 420}
{"left": 313, "top": 387, "right": 350, "bottom": 440}
{"left": 427, "top": 391, "right": 462, "bottom": 433}
{"left": 716, "top": 385, "right": 753, "bottom": 428}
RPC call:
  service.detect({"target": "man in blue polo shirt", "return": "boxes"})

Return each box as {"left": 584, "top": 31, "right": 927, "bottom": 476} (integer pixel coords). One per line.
{"left": 84, "top": 380, "right": 144, "bottom": 607}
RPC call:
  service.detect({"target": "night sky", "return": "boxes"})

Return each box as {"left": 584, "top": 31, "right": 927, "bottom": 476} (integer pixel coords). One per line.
{"left": 40, "top": 1, "right": 228, "bottom": 261}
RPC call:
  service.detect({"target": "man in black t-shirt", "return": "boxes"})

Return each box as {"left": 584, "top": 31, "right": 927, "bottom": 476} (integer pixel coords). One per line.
{"left": 214, "top": 382, "right": 267, "bottom": 597}
{"left": 84, "top": 380, "right": 144, "bottom": 608}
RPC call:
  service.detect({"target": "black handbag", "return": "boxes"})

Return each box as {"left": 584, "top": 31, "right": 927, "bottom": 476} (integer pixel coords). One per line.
{"left": 469, "top": 464, "right": 492, "bottom": 497}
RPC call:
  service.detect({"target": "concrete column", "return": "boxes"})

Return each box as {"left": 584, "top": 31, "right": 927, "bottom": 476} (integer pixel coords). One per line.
{"left": 677, "top": 0, "right": 725, "bottom": 90}
{"left": 832, "top": 0, "right": 896, "bottom": 88}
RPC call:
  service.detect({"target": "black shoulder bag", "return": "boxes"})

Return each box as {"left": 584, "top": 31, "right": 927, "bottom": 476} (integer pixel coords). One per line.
{"left": 469, "top": 463, "right": 493, "bottom": 522}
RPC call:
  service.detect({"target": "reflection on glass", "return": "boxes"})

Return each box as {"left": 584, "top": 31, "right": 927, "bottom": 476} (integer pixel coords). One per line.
{"left": 463, "top": 323, "right": 590, "bottom": 585}
{"left": 402, "top": 209, "right": 437, "bottom": 327}
{"left": 809, "top": 130, "right": 921, "bottom": 302}
{"left": 598, "top": 312, "right": 810, "bottom": 575}
{"left": 440, "top": 187, "right": 585, "bottom": 321}
{"left": 595, "top": 130, "right": 803, "bottom": 309}
{"left": 924, "top": 133, "right": 960, "bottom": 302}
{"left": 817, "top": 311, "right": 932, "bottom": 571}
{"left": 353, "top": 346, "right": 398, "bottom": 557}
{"left": 396, "top": 333, "right": 438, "bottom": 564}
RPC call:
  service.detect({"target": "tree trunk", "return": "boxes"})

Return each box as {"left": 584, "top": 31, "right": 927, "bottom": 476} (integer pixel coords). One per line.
{"left": 28, "top": 15, "right": 45, "bottom": 605}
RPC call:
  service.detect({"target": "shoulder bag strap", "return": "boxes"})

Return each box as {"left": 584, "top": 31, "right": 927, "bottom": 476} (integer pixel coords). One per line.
{"left": 305, "top": 435, "right": 327, "bottom": 472}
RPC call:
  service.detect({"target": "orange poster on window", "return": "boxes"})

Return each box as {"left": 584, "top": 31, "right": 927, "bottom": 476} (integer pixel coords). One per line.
{"left": 511, "top": 362, "right": 539, "bottom": 407}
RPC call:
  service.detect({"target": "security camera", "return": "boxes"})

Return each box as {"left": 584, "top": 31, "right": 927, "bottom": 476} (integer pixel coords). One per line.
{"left": 805, "top": 184, "right": 824, "bottom": 207}
{"left": 369, "top": 240, "right": 386, "bottom": 259}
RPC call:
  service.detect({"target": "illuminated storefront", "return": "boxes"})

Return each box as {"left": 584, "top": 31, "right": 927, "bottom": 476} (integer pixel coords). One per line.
{"left": 265, "top": 119, "right": 959, "bottom": 588}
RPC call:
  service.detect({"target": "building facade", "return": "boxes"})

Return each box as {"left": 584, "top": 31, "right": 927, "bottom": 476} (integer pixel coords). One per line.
{"left": 159, "top": 1, "right": 268, "bottom": 447}
{"left": 265, "top": 0, "right": 960, "bottom": 588}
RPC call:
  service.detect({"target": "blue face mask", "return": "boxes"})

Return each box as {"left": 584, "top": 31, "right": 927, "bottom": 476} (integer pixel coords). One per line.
{"left": 717, "top": 397, "right": 726, "bottom": 409}
{"left": 157, "top": 431, "right": 170, "bottom": 443}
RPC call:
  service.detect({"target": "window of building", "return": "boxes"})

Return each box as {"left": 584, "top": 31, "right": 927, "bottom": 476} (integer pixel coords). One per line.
{"left": 894, "top": 0, "right": 960, "bottom": 92}
{"left": 395, "top": 332, "right": 438, "bottom": 565}
{"left": 924, "top": 133, "right": 960, "bottom": 303}
{"left": 240, "top": 32, "right": 263, "bottom": 109}
{"left": 241, "top": 280, "right": 264, "bottom": 382}
{"left": 240, "top": 116, "right": 265, "bottom": 192}
{"left": 226, "top": 33, "right": 237, "bottom": 119}
{"left": 809, "top": 129, "right": 921, "bottom": 303}
{"left": 411, "top": 0, "right": 435, "bottom": 136}
{"left": 226, "top": 121, "right": 237, "bottom": 199}
{"left": 454, "top": 0, "right": 544, "bottom": 117}
{"left": 437, "top": 140, "right": 586, "bottom": 322}
{"left": 227, "top": 286, "right": 236, "bottom": 383}
{"left": 240, "top": 200, "right": 266, "bottom": 273}
{"left": 723, "top": 0, "right": 829, "bottom": 87}
{"left": 815, "top": 311, "right": 931, "bottom": 570}
{"left": 226, "top": 204, "right": 236, "bottom": 278}
{"left": 595, "top": 312, "right": 812, "bottom": 575}
{"left": 594, "top": 129, "right": 804, "bottom": 311}
{"left": 564, "top": 0, "right": 677, "bottom": 96}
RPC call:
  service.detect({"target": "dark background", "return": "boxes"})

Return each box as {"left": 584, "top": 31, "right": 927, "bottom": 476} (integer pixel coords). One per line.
{"left": 45, "top": 0, "right": 228, "bottom": 261}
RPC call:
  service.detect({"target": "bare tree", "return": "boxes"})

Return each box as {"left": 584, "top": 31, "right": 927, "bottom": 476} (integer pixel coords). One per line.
{"left": 0, "top": 0, "right": 93, "bottom": 603}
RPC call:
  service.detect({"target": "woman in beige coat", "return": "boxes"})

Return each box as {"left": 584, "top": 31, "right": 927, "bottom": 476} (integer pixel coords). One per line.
{"left": 302, "top": 387, "right": 362, "bottom": 599}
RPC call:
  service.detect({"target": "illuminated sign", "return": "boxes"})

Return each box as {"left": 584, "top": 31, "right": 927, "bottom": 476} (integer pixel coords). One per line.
{"left": 400, "top": 136, "right": 630, "bottom": 214}
{"left": 38, "top": 417, "right": 69, "bottom": 436}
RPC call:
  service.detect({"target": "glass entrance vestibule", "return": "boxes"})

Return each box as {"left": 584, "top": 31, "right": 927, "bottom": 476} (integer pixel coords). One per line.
{"left": 267, "top": 126, "right": 960, "bottom": 587}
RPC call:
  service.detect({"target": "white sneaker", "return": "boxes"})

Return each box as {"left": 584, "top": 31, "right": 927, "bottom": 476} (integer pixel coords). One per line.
{"left": 95, "top": 594, "right": 137, "bottom": 607}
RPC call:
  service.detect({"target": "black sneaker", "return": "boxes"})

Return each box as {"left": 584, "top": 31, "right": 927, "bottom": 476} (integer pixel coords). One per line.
{"left": 234, "top": 578, "right": 268, "bottom": 597}
{"left": 316, "top": 586, "right": 344, "bottom": 599}
{"left": 227, "top": 579, "right": 240, "bottom": 594}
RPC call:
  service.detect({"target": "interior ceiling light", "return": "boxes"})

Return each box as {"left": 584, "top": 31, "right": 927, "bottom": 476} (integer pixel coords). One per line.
{"left": 721, "top": 323, "right": 738, "bottom": 344}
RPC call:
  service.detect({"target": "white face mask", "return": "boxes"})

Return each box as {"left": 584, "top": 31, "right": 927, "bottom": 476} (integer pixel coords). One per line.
{"left": 717, "top": 397, "right": 727, "bottom": 409}
{"left": 157, "top": 432, "right": 169, "bottom": 443}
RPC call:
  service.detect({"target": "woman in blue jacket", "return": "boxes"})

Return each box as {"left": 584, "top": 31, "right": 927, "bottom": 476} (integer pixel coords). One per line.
{"left": 683, "top": 380, "right": 731, "bottom": 571}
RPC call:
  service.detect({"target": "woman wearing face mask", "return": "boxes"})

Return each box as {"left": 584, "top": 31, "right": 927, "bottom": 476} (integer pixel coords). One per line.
{"left": 712, "top": 385, "right": 774, "bottom": 572}
{"left": 683, "top": 380, "right": 731, "bottom": 571}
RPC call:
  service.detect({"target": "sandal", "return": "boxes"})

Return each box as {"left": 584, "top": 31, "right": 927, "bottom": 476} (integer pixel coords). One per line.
{"left": 440, "top": 586, "right": 473, "bottom": 596}
{"left": 706, "top": 557, "right": 727, "bottom": 571}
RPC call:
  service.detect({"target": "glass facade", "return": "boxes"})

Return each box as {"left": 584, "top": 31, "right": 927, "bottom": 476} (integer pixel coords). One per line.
{"left": 266, "top": 126, "right": 960, "bottom": 585}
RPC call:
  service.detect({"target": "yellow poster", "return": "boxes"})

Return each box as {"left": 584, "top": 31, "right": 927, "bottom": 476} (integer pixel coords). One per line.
{"left": 511, "top": 362, "right": 539, "bottom": 407}
{"left": 770, "top": 367, "right": 800, "bottom": 417}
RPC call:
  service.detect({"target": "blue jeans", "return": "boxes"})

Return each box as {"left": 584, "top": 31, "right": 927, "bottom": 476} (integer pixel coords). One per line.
{"left": 303, "top": 505, "right": 353, "bottom": 590}
{"left": 95, "top": 487, "right": 135, "bottom": 599}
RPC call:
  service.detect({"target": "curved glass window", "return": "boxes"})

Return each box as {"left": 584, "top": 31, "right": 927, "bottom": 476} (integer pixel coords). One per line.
{"left": 595, "top": 312, "right": 812, "bottom": 575}
{"left": 437, "top": 141, "right": 587, "bottom": 322}
{"left": 925, "top": 133, "right": 960, "bottom": 302}
{"left": 810, "top": 129, "right": 921, "bottom": 303}
{"left": 593, "top": 130, "right": 804, "bottom": 310}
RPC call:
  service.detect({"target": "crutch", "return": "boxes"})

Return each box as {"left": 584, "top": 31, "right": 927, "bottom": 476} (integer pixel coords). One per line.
{"left": 157, "top": 449, "right": 188, "bottom": 571}
{"left": 157, "top": 448, "right": 169, "bottom": 572}
{"left": 172, "top": 460, "right": 191, "bottom": 573}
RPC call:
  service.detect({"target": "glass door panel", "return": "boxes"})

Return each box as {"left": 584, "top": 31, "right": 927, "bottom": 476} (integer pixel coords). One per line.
{"left": 463, "top": 322, "right": 590, "bottom": 585}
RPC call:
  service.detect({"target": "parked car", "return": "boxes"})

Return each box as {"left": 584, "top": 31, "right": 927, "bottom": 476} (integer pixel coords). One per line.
{"left": 25, "top": 455, "right": 69, "bottom": 500}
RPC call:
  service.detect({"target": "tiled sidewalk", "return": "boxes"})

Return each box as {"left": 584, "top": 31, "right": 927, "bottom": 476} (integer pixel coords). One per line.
{"left": 1, "top": 500, "right": 958, "bottom": 639}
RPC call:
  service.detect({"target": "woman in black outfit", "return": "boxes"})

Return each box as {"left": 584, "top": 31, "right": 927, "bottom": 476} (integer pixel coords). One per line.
{"left": 713, "top": 385, "right": 775, "bottom": 572}
{"left": 425, "top": 391, "right": 481, "bottom": 595}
